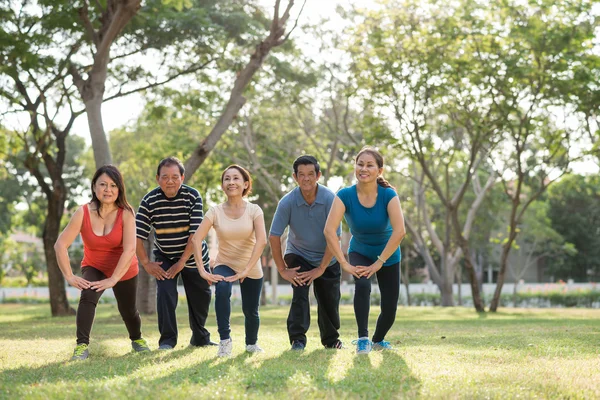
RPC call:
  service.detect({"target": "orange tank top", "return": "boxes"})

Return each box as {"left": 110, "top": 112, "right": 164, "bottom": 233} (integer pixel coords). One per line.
{"left": 80, "top": 204, "right": 138, "bottom": 281}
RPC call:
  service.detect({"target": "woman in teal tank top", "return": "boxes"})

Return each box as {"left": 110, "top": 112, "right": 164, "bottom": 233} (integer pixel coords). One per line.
{"left": 324, "top": 147, "right": 406, "bottom": 354}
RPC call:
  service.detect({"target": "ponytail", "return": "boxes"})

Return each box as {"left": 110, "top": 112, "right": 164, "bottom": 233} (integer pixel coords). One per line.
{"left": 377, "top": 176, "right": 395, "bottom": 191}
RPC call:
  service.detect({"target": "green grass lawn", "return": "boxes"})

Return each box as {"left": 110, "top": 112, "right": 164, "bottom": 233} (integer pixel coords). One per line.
{"left": 0, "top": 304, "right": 599, "bottom": 399}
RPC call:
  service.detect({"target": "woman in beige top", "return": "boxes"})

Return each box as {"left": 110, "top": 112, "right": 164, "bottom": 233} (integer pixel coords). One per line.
{"left": 192, "top": 165, "right": 267, "bottom": 357}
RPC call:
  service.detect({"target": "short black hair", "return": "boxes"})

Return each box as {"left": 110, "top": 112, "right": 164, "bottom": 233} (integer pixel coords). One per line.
{"left": 292, "top": 155, "right": 320, "bottom": 175}
{"left": 157, "top": 156, "right": 185, "bottom": 177}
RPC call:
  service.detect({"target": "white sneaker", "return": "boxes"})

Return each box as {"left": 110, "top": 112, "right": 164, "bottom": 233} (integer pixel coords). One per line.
{"left": 217, "top": 338, "right": 232, "bottom": 357}
{"left": 246, "top": 344, "right": 263, "bottom": 353}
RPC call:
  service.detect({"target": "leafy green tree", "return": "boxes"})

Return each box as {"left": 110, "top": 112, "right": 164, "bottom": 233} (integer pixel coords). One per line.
{"left": 345, "top": 0, "right": 507, "bottom": 311}
{"left": 484, "top": 0, "right": 595, "bottom": 311}
{"left": 547, "top": 174, "right": 600, "bottom": 280}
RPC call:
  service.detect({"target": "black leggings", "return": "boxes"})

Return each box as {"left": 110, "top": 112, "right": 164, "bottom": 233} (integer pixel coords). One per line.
{"left": 76, "top": 266, "right": 142, "bottom": 345}
{"left": 350, "top": 252, "right": 400, "bottom": 343}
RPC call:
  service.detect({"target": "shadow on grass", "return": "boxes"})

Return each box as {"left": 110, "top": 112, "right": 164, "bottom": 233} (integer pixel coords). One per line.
{"left": 0, "top": 345, "right": 187, "bottom": 387}
{"left": 237, "top": 348, "right": 420, "bottom": 398}
{"left": 140, "top": 346, "right": 421, "bottom": 398}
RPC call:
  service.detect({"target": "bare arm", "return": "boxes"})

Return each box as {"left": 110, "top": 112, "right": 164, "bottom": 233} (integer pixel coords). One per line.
{"left": 165, "top": 233, "right": 196, "bottom": 279}
{"left": 226, "top": 211, "right": 268, "bottom": 283}
{"left": 356, "top": 196, "right": 406, "bottom": 278}
{"left": 191, "top": 217, "right": 223, "bottom": 284}
{"left": 324, "top": 197, "right": 359, "bottom": 278}
{"left": 269, "top": 234, "right": 301, "bottom": 286}
{"left": 90, "top": 210, "right": 137, "bottom": 291}
{"left": 54, "top": 206, "right": 90, "bottom": 290}
{"left": 136, "top": 237, "right": 168, "bottom": 280}
{"left": 297, "top": 236, "right": 338, "bottom": 285}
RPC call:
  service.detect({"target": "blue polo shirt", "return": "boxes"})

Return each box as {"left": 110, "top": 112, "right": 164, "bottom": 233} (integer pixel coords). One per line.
{"left": 270, "top": 184, "right": 341, "bottom": 267}
{"left": 337, "top": 185, "right": 401, "bottom": 266}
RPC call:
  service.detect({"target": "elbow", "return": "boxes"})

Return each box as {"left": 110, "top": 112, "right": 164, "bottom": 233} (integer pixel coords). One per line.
{"left": 123, "top": 246, "right": 136, "bottom": 259}
{"left": 323, "top": 227, "right": 334, "bottom": 241}
{"left": 397, "top": 230, "right": 407, "bottom": 244}
{"left": 54, "top": 240, "right": 64, "bottom": 252}
{"left": 257, "top": 237, "right": 268, "bottom": 251}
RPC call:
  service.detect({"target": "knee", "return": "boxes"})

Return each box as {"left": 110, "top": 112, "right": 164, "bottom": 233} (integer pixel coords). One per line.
{"left": 120, "top": 307, "right": 139, "bottom": 321}
{"left": 79, "top": 289, "right": 99, "bottom": 306}
{"left": 354, "top": 278, "right": 371, "bottom": 295}
{"left": 242, "top": 303, "right": 259, "bottom": 318}
{"left": 215, "top": 282, "right": 232, "bottom": 300}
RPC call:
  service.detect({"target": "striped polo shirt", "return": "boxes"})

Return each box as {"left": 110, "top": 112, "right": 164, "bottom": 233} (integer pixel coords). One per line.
{"left": 136, "top": 184, "right": 209, "bottom": 268}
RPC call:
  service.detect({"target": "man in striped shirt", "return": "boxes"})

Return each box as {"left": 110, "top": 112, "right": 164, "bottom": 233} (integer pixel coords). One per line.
{"left": 136, "top": 157, "right": 215, "bottom": 349}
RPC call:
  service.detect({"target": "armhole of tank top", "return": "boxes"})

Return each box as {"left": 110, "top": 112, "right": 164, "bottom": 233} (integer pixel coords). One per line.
{"left": 83, "top": 204, "right": 90, "bottom": 225}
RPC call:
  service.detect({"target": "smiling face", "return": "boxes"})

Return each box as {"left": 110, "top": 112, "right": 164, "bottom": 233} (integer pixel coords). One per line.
{"left": 221, "top": 167, "right": 249, "bottom": 198}
{"left": 157, "top": 164, "right": 184, "bottom": 198}
{"left": 93, "top": 173, "right": 119, "bottom": 206}
{"left": 355, "top": 152, "right": 383, "bottom": 184}
{"left": 293, "top": 163, "right": 320, "bottom": 194}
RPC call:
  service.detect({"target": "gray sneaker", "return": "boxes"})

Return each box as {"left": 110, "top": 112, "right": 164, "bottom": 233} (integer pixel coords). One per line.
{"left": 131, "top": 338, "right": 151, "bottom": 353}
{"left": 246, "top": 344, "right": 263, "bottom": 353}
{"left": 217, "top": 338, "right": 232, "bottom": 357}
{"left": 70, "top": 343, "right": 89, "bottom": 361}
{"left": 158, "top": 344, "right": 174, "bottom": 350}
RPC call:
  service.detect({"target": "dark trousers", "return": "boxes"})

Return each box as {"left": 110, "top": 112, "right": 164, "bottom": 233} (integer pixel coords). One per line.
{"left": 76, "top": 266, "right": 141, "bottom": 345}
{"left": 213, "top": 265, "right": 263, "bottom": 345}
{"left": 350, "top": 252, "right": 400, "bottom": 343}
{"left": 285, "top": 253, "right": 341, "bottom": 347}
{"left": 155, "top": 253, "right": 212, "bottom": 347}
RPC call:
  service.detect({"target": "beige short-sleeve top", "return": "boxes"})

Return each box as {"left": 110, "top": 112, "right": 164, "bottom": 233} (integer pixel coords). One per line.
{"left": 205, "top": 202, "right": 264, "bottom": 279}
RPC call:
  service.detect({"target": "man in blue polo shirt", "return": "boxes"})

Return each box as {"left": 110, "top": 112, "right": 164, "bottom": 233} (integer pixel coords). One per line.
{"left": 269, "top": 155, "right": 343, "bottom": 350}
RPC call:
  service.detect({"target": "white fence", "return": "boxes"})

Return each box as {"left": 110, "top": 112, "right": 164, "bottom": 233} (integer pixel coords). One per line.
{"left": 1, "top": 281, "right": 598, "bottom": 302}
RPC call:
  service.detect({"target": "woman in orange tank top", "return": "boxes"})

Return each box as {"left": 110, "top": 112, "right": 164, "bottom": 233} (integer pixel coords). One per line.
{"left": 55, "top": 165, "right": 150, "bottom": 361}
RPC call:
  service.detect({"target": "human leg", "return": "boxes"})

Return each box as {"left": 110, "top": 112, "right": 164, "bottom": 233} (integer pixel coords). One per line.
{"left": 349, "top": 252, "right": 373, "bottom": 339}
{"left": 213, "top": 265, "right": 236, "bottom": 341}
{"left": 181, "top": 265, "right": 213, "bottom": 346}
{"left": 372, "top": 262, "right": 400, "bottom": 344}
{"left": 240, "top": 275, "right": 263, "bottom": 346}
{"left": 76, "top": 267, "right": 106, "bottom": 345}
{"left": 155, "top": 254, "right": 179, "bottom": 348}
{"left": 284, "top": 254, "right": 311, "bottom": 347}
{"left": 313, "top": 261, "right": 342, "bottom": 348}
{"left": 112, "top": 275, "right": 142, "bottom": 341}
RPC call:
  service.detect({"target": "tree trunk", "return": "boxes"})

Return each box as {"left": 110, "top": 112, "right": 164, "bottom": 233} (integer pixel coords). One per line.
{"left": 456, "top": 265, "right": 463, "bottom": 306}
{"left": 85, "top": 96, "right": 112, "bottom": 168}
{"left": 136, "top": 231, "right": 156, "bottom": 314}
{"left": 452, "top": 211, "right": 485, "bottom": 312}
{"left": 72, "top": 0, "right": 141, "bottom": 168}
{"left": 401, "top": 256, "right": 411, "bottom": 306}
{"left": 455, "top": 235, "right": 485, "bottom": 312}
{"left": 440, "top": 269, "right": 454, "bottom": 306}
{"left": 45, "top": 191, "right": 73, "bottom": 316}
{"left": 490, "top": 240, "right": 514, "bottom": 311}
{"left": 184, "top": 2, "right": 300, "bottom": 180}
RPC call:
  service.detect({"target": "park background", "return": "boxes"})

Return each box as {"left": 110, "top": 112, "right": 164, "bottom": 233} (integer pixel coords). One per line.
{"left": 0, "top": 0, "right": 599, "bottom": 398}
{"left": 1, "top": 0, "right": 599, "bottom": 313}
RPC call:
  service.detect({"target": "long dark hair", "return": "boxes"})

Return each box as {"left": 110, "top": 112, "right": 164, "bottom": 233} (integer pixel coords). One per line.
{"left": 221, "top": 164, "right": 253, "bottom": 196}
{"left": 355, "top": 146, "right": 395, "bottom": 190}
{"left": 90, "top": 165, "right": 134, "bottom": 217}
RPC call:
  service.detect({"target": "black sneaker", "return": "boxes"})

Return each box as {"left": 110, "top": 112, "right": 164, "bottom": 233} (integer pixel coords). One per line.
{"left": 190, "top": 341, "right": 218, "bottom": 348}
{"left": 291, "top": 341, "right": 305, "bottom": 351}
{"left": 325, "top": 340, "right": 343, "bottom": 349}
